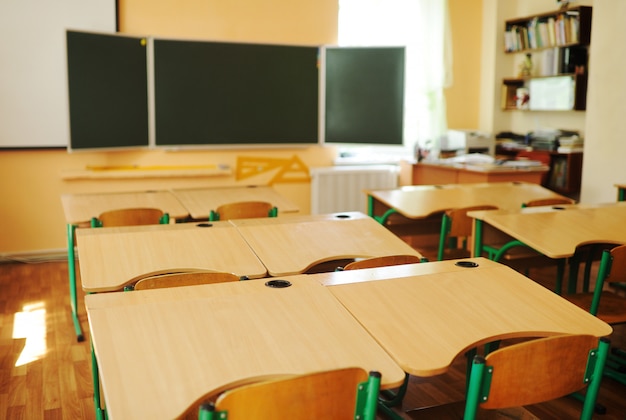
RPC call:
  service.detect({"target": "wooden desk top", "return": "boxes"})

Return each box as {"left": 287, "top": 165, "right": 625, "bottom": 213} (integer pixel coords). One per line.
{"left": 416, "top": 161, "right": 549, "bottom": 174}
{"left": 76, "top": 222, "right": 267, "bottom": 291}
{"left": 86, "top": 279, "right": 406, "bottom": 419}
{"left": 61, "top": 190, "right": 189, "bottom": 224}
{"left": 469, "top": 203, "right": 626, "bottom": 259}
{"left": 366, "top": 182, "right": 568, "bottom": 219}
{"left": 289, "top": 258, "right": 612, "bottom": 377}
{"left": 171, "top": 185, "right": 299, "bottom": 219}
{"left": 231, "top": 212, "right": 423, "bottom": 276}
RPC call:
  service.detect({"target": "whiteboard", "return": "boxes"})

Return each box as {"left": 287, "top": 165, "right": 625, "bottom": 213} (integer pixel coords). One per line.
{"left": 0, "top": 0, "right": 115, "bottom": 148}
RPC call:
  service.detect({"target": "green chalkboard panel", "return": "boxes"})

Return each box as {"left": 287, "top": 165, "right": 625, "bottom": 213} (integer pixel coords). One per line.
{"left": 154, "top": 39, "right": 319, "bottom": 146}
{"left": 66, "top": 31, "right": 149, "bottom": 150}
{"left": 324, "top": 47, "right": 405, "bottom": 145}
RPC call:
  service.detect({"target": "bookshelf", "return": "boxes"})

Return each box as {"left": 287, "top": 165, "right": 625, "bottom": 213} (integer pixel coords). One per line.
{"left": 501, "top": 6, "right": 592, "bottom": 111}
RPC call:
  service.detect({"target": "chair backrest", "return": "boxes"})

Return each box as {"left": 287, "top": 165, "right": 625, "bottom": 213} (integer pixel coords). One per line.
{"left": 464, "top": 334, "right": 609, "bottom": 420}
{"left": 522, "top": 197, "right": 575, "bottom": 208}
{"left": 132, "top": 271, "right": 240, "bottom": 291}
{"left": 210, "top": 201, "right": 276, "bottom": 221}
{"left": 587, "top": 244, "right": 626, "bottom": 317}
{"left": 93, "top": 207, "right": 167, "bottom": 227}
{"left": 198, "top": 367, "right": 380, "bottom": 420}
{"left": 601, "top": 244, "right": 626, "bottom": 284}
{"left": 342, "top": 255, "right": 423, "bottom": 270}
{"left": 446, "top": 205, "right": 498, "bottom": 238}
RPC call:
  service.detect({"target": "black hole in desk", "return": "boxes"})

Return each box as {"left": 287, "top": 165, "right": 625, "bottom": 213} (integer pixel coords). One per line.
{"left": 434, "top": 185, "right": 444, "bottom": 189}
{"left": 196, "top": 223, "right": 213, "bottom": 227}
{"left": 265, "top": 280, "right": 292, "bottom": 288}
{"left": 455, "top": 261, "right": 479, "bottom": 268}
{"left": 552, "top": 206, "right": 566, "bottom": 210}
{"left": 335, "top": 214, "right": 351, "bottom": 219}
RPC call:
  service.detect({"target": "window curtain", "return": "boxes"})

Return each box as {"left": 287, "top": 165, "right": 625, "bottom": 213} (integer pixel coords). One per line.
{"left": 338, "top": 0, "right": 453, "bottom": 154}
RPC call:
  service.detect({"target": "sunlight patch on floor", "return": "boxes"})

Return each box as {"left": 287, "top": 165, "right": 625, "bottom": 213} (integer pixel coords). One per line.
{"left": 12, "top": 302, "right": 47, "bottom": 367}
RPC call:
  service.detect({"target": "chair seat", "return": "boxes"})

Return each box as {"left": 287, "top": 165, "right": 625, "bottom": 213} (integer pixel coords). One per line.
{"left": 565, "top": 292, "right": 626, "bottom": 324}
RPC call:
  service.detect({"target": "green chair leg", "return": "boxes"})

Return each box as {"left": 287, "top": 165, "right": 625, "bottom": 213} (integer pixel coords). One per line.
{"left": 463, "top": 356, "right": 487, "bottom": 420}
{"left": 67, "top": 223, "right": 84, "bottom": 342}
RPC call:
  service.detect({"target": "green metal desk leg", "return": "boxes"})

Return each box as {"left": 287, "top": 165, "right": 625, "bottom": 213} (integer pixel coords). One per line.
{"left": 91, "top": 341, "right": 105, "bottom": 420}
{"left": 618, "top": 187, "right": 626, "bottom": 202}
{"left": 437, "top": 214, "right": 451, "bottom": 261}
{"left": 367, "top": 195, "right": 398, "bottom": 225}
{"left": 67, "top": 223, "right": 84, "bottom": 342}
{"left": 367, "top": 195, "right": 375, "bottom": 218}
{"left": 379, "top": 372, "right": 409, "bottom": 408}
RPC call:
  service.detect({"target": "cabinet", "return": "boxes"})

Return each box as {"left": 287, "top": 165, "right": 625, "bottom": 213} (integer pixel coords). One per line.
{"left": 501, "top": 6, "right": 592, "bottom": 111}
{"left": 495, "top": 147, "right": 583, "bottom": 199}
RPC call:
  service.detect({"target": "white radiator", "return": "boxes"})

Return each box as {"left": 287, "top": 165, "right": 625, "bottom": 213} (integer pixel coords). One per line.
{"left": 310, "top": 165, "right": 399, "bottom": 214}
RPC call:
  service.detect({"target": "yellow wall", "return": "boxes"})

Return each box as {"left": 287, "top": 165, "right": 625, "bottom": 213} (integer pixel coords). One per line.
{"left": 0, "top": 0, "right": 483, "bottom": 254}
{"left": 445, "top": 0, "right": 483, "bottom": 129}
{"left": 119, "top": 0, "right": 337, "bottom": 45}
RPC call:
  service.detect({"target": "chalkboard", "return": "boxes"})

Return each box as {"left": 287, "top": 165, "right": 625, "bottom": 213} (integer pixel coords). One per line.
{"left": 324, "top": 47, "right": 405, "bottom": 145}
{"left": 67, "top": 31, "right": 150, "bottom": 150}
{"left": 154, "top": 39, "right": 319, "bottom": 146}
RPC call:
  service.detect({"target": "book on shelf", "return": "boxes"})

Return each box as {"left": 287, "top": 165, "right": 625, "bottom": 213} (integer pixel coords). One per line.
{"left": 505, "top": 10, "right": 583, "bottom": 52}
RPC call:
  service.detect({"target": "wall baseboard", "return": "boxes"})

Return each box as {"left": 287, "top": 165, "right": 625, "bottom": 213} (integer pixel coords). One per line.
{"left": 0, "top": 249, "right": 68, "bottom": 264}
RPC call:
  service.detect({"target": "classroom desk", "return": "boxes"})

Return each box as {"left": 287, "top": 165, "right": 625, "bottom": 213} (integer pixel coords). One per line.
{"left": 60, "top": 190, "right": 190, "bottom": 341}
{"left": 230, "top": 212, "right": 423, "bottom": 276}
{"left": 86, "top": 279, "right": 406, "bottom": 420}
{"left": 470, "top": 203, "right": 626, "bottom": 292}
{"left": 284, "top": 258, "right": 612, "bottom": 378}
{"left": 171, "top": 185, "right": 299, "bottom": 220}
{"left": 366, "top": 181, "right": 569, "bottom": 226}
{"left": 76, "top": 221, "right": 268, "bottom": 292}
{"left": 365, "top": 182, "right": 565, "bottom": 243}
{"left": 405, "top": 161, "right": 549, "bottom": 185}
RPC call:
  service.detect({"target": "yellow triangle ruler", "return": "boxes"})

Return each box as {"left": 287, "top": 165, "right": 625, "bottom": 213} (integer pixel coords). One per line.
{"left": 236, "top": 155, "right": 310, "bottom": 184}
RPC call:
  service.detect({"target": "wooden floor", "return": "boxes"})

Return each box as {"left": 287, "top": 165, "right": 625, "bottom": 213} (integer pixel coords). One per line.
{"left": 0, "top": 252, "right": 625, "bottom": 419}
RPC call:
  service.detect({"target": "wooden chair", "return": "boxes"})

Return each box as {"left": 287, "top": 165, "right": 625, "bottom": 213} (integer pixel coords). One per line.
{"left": 196, "top": 367, "right": 380, "bottom": 420}
{"left": 438, "top": 205, "right": 498, "bottom": 261}
{"left": 564, "top": 245, "right": 626, "bottom": 385}
{"left": 522, "top": 197, "right": 575, "bottom": 207}
{"left": 130, "top": 271, "right": 240, "bottom": 291}
{"left": 462, "top": 335, "right": 610, "bottom": 420}
{"left": 209, "top": 201, "right": 277, "bottom": 221}
{"left": 342, "top": 255, "right": 424, "bottom": 270}
{"left": 91, "top": 207, "right": 169, "bottom": 227}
